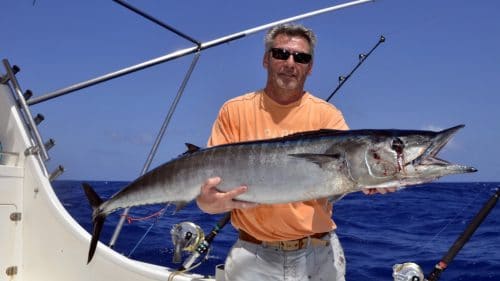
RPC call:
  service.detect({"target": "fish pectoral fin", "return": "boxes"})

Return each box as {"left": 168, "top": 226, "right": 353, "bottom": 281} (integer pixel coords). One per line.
{"left": 288, "top": 153, "right": 343, "bottom": 168}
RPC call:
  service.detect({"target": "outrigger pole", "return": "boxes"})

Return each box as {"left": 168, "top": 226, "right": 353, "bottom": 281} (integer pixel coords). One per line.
{"left": 26, "top": 0, "right": 373, "bottom": 106}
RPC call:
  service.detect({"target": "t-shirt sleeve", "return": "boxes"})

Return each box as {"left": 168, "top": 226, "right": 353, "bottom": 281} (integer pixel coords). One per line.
{"left": 324, "top": 106, "right": 349, "bottom": 130}
{"left": 207, "top": 104, "right": 236, "bottom": 147}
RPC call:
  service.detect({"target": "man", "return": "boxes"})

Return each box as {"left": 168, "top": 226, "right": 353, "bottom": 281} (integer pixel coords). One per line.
{"left": 196, "top": 23, "right": 393, "bottom": 281}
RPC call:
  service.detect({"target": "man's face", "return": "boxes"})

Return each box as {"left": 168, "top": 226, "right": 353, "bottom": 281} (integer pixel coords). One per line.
{"left": 263, "top": 34, "right": 313, "bottom": 91}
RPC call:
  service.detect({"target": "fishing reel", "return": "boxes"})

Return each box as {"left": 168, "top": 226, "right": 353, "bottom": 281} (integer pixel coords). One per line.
{"left": 392, "top": 262, "right": 425, "bottom": 281}
{"left": 170, "top": 221, "right": 205, "bottom": 264}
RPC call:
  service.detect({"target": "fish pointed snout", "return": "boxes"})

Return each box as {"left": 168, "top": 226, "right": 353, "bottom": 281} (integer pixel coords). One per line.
{"left": 468, "top": 167, "right": 478, "bottom": 173}
{"left": 437, "top": 124, "right": 465, "bottom": 139}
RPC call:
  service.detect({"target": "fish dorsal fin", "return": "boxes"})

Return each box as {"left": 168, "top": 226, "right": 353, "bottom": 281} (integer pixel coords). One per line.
{"left": 289, "top": 153, "right": 343, "bottom": 168}
{"left": 184, "top": 143, "right": 201, "bottom": 154}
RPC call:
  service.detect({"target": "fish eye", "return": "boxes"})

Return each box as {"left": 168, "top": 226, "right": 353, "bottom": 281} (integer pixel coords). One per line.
{"left": 391, "top": 138, "right": 404, "bottom": 154}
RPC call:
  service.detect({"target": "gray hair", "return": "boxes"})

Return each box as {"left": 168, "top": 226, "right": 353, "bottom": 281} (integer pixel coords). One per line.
{"left": 264, "top": 23, "right": 317, "bottom": 57}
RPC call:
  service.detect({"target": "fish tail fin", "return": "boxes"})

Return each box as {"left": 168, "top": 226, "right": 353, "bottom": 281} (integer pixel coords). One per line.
{"left": 82, "top": 182, "right": 106, "bottom": 264}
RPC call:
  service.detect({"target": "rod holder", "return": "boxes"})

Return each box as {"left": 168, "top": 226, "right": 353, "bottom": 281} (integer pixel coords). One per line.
{"left": 23, "top": 90, "right": 33, "bottom": 101}
{"left": 34, "top": 113, "right": 45, "bottom": 125}
{"left": 24, "top": 139, "right": 54, "bottom": 156}
{"left": 0, "top": 65, "right": 20, "bottom": 84}
{"left": 49, "top": 165, "right": 64, "bottom": 181}
{"left": 44, "top": 138, "right": 55, "bottom": 151}
{"left": 24, "top": 146, "right": 39, "bottom": 156}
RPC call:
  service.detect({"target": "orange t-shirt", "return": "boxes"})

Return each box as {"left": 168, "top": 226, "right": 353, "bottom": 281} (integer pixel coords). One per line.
{"left": 208, "top": 90, "right": 349, "bottom": 241}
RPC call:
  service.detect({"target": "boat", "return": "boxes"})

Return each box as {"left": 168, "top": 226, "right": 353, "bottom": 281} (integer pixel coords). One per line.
{"left": 0, "top": 1, "right": 375, "bottom": 280}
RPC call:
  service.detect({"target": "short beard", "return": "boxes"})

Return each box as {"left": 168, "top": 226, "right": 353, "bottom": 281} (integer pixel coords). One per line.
{"left": 275, "top": 76, "right": 298, "bottom": 90}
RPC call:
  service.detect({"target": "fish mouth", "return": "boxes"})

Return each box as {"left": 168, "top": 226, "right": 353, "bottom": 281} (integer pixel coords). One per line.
{"left": 411, "top": 125, "right": 477, "bottom": 173}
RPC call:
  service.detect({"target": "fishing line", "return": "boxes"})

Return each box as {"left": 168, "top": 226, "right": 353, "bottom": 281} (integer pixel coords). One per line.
{"left": 416, "top": 184, "right": 490, "bottom": 251}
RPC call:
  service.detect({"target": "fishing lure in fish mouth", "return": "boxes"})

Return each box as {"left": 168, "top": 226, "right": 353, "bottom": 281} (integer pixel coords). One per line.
{"left": 83, "top": 125, "right": 476, "bottom": 263}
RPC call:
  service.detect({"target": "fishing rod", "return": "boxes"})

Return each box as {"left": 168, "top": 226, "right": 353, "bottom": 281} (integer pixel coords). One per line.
{"left": 325, "top": 35, "right": 385, "bottom": 102}
{"left": 426, "top": 188, "right": 499, "bottom": 281}
{"left": 393, "top": 188, "right": 500, "bottom": 281}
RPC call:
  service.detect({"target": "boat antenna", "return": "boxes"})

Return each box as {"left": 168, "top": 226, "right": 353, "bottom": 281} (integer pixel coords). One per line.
{"left": 325, "top": 35, "right": 385, "bottom": 102}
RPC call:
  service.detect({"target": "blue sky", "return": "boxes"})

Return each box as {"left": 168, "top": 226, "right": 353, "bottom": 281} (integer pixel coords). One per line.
{"left": 2, "top": 0, "right": 499, "bottom": 182}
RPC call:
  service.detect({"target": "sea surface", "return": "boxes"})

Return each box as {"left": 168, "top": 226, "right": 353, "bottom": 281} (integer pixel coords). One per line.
{"left": 53, "top": 181, "right": 500, "bottom": 280}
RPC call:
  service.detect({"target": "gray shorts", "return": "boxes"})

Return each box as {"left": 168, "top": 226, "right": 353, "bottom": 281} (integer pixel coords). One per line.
{"left": 223, "top": 232, "right": 346, "bottom": 281}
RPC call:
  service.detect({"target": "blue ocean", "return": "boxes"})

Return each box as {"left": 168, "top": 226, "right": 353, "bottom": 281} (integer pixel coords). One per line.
{"left": 53, "top": 181, "right": 499, "bottom": 280}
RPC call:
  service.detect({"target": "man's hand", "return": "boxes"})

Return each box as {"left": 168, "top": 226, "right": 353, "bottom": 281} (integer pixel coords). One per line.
{"left": 362, "top": 187, "right": 398, "bottom": 195}
{"left": 196, "top": 177, "right": 258, "bottom": 214}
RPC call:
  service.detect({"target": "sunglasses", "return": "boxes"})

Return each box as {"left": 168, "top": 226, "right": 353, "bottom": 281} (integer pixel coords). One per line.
{"left": 269, "top": 48, "right": 312, "bottom": 64}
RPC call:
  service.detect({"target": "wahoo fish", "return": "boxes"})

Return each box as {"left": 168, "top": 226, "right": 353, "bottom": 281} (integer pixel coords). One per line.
{"left": 83, "top": 125, "right": 476, "bottom": 263}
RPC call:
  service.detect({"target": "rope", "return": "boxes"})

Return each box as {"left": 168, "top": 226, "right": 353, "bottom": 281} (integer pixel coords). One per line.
{"left": 122, "top": 206, "right": 167, "bottom": 224}
{"left": 126, "top": 205, "right": 168, "bottom": 258}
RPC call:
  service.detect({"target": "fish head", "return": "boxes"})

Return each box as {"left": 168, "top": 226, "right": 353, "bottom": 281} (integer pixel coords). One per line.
{"left": 350, "top": 125, "right": 477, "bottom": 188}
